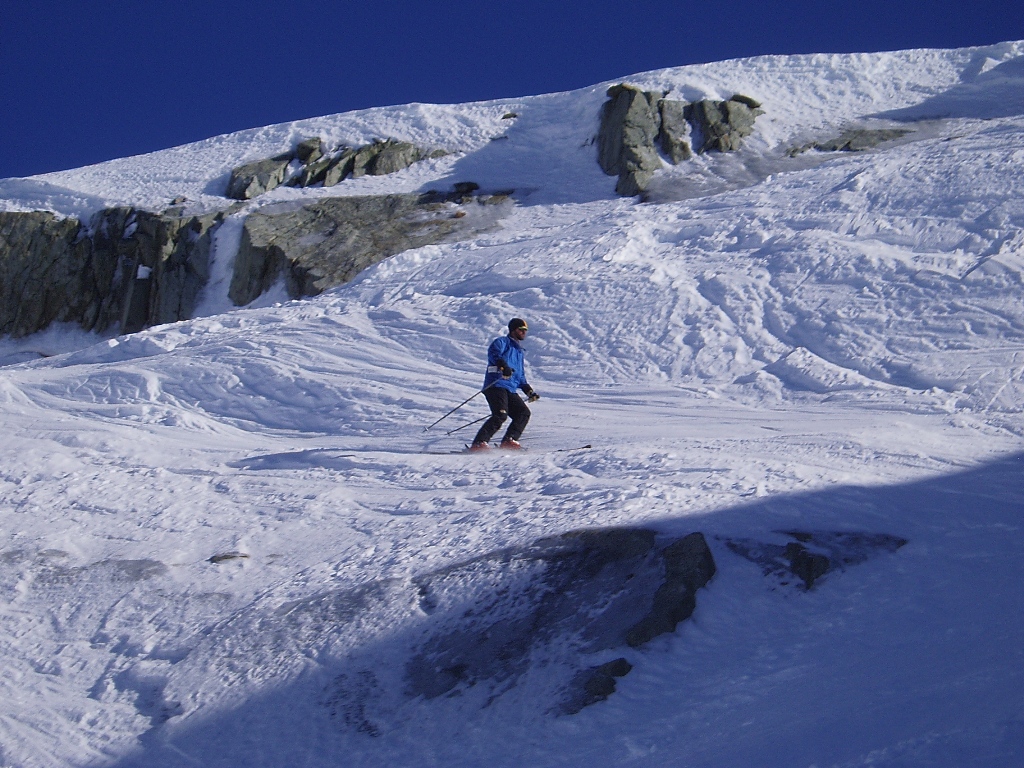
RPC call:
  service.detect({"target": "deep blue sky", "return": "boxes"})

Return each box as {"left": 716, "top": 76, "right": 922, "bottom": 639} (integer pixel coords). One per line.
{"left": 1, "top": 0, "right": 1021, "bottom": 179}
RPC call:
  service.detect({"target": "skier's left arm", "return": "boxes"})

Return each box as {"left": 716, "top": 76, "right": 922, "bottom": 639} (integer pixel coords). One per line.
{"left": 520, "top": 377, "right": 539, "bottom": 402}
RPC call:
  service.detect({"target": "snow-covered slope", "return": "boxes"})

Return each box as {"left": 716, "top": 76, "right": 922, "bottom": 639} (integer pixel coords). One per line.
{"left": 1, "top": 42, "right": 1024, "bottom": 767}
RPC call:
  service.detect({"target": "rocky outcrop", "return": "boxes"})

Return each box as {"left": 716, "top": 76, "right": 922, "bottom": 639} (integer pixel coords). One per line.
{"left": 1, "top": 184, "right": 503, "bottom": 338}
{"left": 598, "top": 84, "right": 764, "bottom": 195}
{"left": 145, "top": 209, "right": 226, "bottom": 330}
{"left": 226, "top": 137, "right": 451, "bottom": 200}
{"left": 787, "top": 127, "right": 914, "bottom": 156}
{"left": 355, "top": 139, "right": 447, "bottom": 177}
{"left": 403, "top": 527, "right": 716, "bottom": 714}
{"left": 564, "top": 658, "right": 634, "bottom": 714}
{"left": 157, "top": 522, "right": 910, "bottom": 736}
{"left": 229, "top": 188, "right": 511, "bottom": 305}
{"left": 0, "top": 206, "right": 228, "bottom": 338}
{"left": 226, "top": 155, "right": 294, "bottom": 200}
{"left": 623, "top": 531, "right": 716, "bottom": 647}
{"left": 724, "top": 530, "right": 908, "bottom": 590}
{"left": 0, "top": 211, "right": 95, "bottom": 337}
{"left": 295, "top": 137, "right": 323, "bottom": 164}
{"left": 81, "top": 206, "right": 229, "bottom": 333}
{"left": 657, "top": 98, "right": 692, "bottom": 163}
{"left": 598, "top": 85, "right": 666, "bottom": 196}
{"left": 686, "top": 95, "right": 763, "bottom": 153}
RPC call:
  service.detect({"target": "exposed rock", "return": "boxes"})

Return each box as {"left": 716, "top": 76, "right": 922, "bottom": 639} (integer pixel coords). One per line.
{"left": 322, "top": 148, "right": 357, "bottom": 187}
{"left": 225, "top": 154, "right": 294, "bottom": 200}
{"left": 564, "top": 658, "right": 634, "bottom": 714}
{"left": 686, "top": 95, "right": 763, "bottom": 153}
{"left": 229, "top": 190, "right": 511, "bottom": 306}
{"left": 182, "top": 521, "right": 913, "bottom": 735}
{"left": 88, "top": 207, "right": 163, "bottom": 333}
{"left": 352, "top": 139, "right": 448, "bottom": 178}
{"left": 625, "top": 532, "right": 717, "bottom": 647}
{"left": 597, "top": 85, "right": 763, "bottom": 195}
{"left": 365, "top": 140, "right": 423, "bottom": 175}
{"left": 788, "top": 128, "right": 914, "bottom": 156}
{"left": 159, "top": 520, "right": 912, "bottom": 735}
{"left": 208, "top": 552, "right": 250, "bottom": 564}
{"left": 729, "top": 93, "right": 762, "bottom": 109}
{"left": 597, "top": 84, "right": 665, "bottom": 195}
{"left": 0, "top": 206, "right": 229, "bottom": 338}
{"left": 226, "top": 137, "right": 449, "bottom": 200}
{"left": 148, "top": 209, "right": 227, "bottom": 330}
{"left": 350, "top": 143, "right": 381, "bottom": 178}
{"left": 403, "top": 527, "right": 715, "bottom": 713}
{"left": 84, "top": 206, "right": 229, "bottom": 333}
{"left": 295, "top": 137, "right": 323, "bottom": 164}
{"left": 784, "top": 541, "right": 831, "bottom": 589}
{"left": 724, "top": 530, "right": 908, "bottom": 590}
{"left": 0, "top": 211, "right": 95, "bottom": 337}
{"left": 658, "top": 99, "right": 692, "bottom": 163}
{"left": 3, "top": 180, "right": 486, "bottom": 338}
{"left": 289, "top": 152, "right": 335, "bottom": 188}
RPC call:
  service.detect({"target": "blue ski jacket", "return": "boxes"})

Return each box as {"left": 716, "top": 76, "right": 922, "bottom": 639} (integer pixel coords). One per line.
{"left": 482, "top": 334, "right": 533, "bottom": 395}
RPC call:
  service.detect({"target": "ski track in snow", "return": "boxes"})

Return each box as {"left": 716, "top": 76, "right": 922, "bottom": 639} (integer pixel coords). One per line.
{"left": 0, "top": 42, "right": 1024, "bottom": 767}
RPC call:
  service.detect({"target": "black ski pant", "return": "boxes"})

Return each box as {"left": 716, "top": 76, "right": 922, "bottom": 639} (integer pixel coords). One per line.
{"left": 473, "top": 386, "right": 531, "bottom": 445}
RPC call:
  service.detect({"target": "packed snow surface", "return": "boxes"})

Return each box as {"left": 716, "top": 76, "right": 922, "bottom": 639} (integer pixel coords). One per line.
{"left": 1, "top": 42, "right": 1024, "bottom": 767}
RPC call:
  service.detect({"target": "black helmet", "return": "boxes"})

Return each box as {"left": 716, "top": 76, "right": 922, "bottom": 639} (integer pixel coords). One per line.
{"left": 508, "top": 318, "right": 528, "bottom": 332}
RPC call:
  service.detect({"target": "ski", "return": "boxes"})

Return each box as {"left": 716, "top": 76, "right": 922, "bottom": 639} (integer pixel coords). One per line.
{"left": 458, "top": 443, "right": 593, "bottom": 454}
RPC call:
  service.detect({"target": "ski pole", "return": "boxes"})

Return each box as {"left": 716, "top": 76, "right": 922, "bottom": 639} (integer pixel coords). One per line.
{"left": 446, "top": 414, "right": 488, "bottom": 436}
{"left": 424, "top": 388, "right": 486, "bottom": 431}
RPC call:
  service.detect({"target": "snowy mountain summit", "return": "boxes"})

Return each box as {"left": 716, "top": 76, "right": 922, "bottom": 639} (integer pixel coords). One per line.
{"left": 1, "top": 42, "right": 1024, "bottom": 767}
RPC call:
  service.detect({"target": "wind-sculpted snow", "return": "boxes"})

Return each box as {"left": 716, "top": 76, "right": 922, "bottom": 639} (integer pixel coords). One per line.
{"left": 1, "top": 43, "right": 1024, "bottom": 768}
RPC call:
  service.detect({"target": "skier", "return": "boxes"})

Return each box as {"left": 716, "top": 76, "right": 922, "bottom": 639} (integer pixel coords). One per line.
{"left": 469, "top": 318, "right": 540, "bottom": 451}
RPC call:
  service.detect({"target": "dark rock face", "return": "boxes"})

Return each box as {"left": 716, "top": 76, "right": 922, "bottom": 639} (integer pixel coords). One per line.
{"left": 625, "top": 532, "right": 717, "bottom": 646}
{"left": 1, "top": 184, "right": 494, "bottom": 337}
{"left": 290, "top": 152, "right": 336, "bottom": 188}
{"left": 86, "top": 207, "right": 227, "bottom": 334}
{"left": 0, "top": 207, "right": 227, "bottom": 338}
{"left": 229, "top": 190, "right": 511, "bottom": 306}
{"left": 0, "top": 211, "right": 92, "bottom": 337}
{"left": 564, "top": 658, "right": 634, "bottom": 714}
{"left": 3, "top": 182, "right": 496, "bottom": 337}
{"left": 724, "top": 530, "right": 908, "bottom": 590}
{"left": 597, "top": 84, "right": 764, "bottom": 195}
{"left": 321, "top": 148, "right": 357, "bottom": 187}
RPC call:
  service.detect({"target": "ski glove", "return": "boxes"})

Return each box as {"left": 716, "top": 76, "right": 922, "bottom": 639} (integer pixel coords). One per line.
{"left": 526, "top": 390, "right": 540, "bottom": 403}
{"left": 499, "top": 361, "right": 513, "bottom": 378}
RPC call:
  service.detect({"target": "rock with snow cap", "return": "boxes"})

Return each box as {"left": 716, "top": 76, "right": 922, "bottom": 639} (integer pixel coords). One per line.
{"left": 225, "top": 153, "right": 294, "bottom": 200}
{"left": 686, "top": 95, "right": 763, "bottom": 153}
